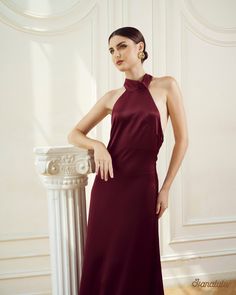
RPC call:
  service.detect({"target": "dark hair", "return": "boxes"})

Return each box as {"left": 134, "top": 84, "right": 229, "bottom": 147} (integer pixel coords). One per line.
{"left": 108, "top": 26, "right": 148, "bottom": 63}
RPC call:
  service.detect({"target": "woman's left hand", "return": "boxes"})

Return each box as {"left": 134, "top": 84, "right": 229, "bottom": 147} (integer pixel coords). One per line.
{"left": 156, "top": 189, "right": 169, "bottom": 219}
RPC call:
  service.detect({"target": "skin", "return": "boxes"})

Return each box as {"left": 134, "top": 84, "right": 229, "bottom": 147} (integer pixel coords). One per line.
{"left": 68, "top": 35, "right": 189, "bottom": 219}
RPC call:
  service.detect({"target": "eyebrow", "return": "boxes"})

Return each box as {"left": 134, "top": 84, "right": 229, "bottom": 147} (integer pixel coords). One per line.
{"left": 109, "top": 41, "right": 127, "bottom": 51}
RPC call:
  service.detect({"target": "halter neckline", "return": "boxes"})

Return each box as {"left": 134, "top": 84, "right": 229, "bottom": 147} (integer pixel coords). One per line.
{"left": 124, "top": 73, "right": 153, "bottom": 91}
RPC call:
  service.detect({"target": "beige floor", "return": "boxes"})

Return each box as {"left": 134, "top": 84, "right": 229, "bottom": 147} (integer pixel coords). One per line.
{"left": 164, "top": 279, "right": 236, "bottom": 295}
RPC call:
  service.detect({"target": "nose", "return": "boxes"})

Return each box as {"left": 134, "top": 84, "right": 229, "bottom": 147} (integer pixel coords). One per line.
{"left": 114, "top": 49, "right": 121, "bottom": 58}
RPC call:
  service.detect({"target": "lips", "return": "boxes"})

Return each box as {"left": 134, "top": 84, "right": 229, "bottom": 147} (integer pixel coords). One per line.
{"left": 116, "top": 60, "right": 123, "bottom": 65}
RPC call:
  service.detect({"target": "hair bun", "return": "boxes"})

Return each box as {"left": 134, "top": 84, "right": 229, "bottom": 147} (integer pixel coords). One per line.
{"left": 144, "top": 50, "right": 148, "bottom": 61}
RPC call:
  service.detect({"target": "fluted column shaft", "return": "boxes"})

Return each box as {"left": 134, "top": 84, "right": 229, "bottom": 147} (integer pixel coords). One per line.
{"left": 34, "top": 146, "right": 94, "bottom": 295}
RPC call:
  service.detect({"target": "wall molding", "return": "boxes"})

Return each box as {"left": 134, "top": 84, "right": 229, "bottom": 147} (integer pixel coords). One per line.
{"left": 1, "top": 0, "right": 82, "bottom": 18}
{"left": 0, "top": 234, "right": 49, "bottom": 243}
{"left": 183, "top": 0, "right": 236, "bottom": 33}
{"left": 0, "top": 269, "right": 51, "bottom": 280}
{"left": 183, "top": 215, "right": 236, "bottom": 226}
{"left": 0, "top": 253, "right": 49, "bottom": 261}
{"left": 180, "top": 6, "right": 236, "bottom": 46}
{"left": 0, "top": 0, "right": 97, "bottom": 35}
{"left": 169, "top": 232, "right": 236, "bottom": 244}
{"left": 179, "top": 5, "right": 236, "bottom": 239}
{"left": 161, "top": 248, "right": 236, "bottom": 262}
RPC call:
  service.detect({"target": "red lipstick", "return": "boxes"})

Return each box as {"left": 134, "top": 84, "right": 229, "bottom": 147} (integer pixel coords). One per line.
{"left": 116, "top": 60, "right": 123, "bottom": 65}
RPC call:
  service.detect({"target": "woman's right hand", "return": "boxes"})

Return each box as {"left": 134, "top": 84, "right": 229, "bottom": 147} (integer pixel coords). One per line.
{"left": 93, "top": 141, "right": 114, "bottom": 181}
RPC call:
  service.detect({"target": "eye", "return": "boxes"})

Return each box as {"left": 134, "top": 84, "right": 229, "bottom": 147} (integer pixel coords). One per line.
{"left": 109, "top": 44, "right": 127, "bottom": 54}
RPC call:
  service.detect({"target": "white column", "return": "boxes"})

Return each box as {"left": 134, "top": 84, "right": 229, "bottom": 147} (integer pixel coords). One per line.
{"left": 34, "top": 146, "right": 94, "bottom": 295}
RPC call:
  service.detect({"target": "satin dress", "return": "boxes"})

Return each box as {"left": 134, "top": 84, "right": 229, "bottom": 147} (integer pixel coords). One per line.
{"left": 79, "top": 73, "right": 165, "bottom": 295}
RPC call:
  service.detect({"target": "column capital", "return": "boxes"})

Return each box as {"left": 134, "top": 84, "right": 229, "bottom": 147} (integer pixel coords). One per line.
{"left": 33, "top": 145, "right": 95, "bottom": 189}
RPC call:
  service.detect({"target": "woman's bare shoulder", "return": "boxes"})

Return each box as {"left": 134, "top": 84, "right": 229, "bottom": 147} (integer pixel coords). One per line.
{"left": 96, "top": 87, "right": 121, "bottom": 107}
{"left": 104, "top": 86, "right": 124, "bottom": 99}
{"left": 103, "top": 86, "right": 126, "bottom": 114}
{"left": 152, "top": 75, "right": 177, "bottom": 88}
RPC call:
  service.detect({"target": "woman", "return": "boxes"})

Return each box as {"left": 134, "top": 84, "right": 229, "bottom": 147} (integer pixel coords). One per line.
{"left": 68, "top": 26, "right": 188, "bottom": 295}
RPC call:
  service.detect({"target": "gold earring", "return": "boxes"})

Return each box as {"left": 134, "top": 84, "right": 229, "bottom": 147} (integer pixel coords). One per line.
{"left": 138, "top": 51, "right": 145, "bottom": 60}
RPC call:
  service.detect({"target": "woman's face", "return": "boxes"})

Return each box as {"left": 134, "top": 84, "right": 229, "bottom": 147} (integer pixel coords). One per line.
{"left": 108, "top": 35, "right": 144, "bottom": 71}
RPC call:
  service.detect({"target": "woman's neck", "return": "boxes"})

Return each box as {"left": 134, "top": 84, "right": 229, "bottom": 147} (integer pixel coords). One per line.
{"left": 124, "top": 68, "right": 146, "bottom": 81}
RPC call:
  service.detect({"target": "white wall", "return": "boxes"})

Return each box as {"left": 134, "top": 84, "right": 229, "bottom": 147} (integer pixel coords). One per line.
{"left": 0, "top": 0, "right": 235, "bottom": 293}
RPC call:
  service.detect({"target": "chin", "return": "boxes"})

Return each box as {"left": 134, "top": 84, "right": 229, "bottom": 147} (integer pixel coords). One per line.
{"left": 118, "top": 68, "right": 127, "bottom": 72}
{"left": 115, "top": 64, "right": 129, "bottom": 72}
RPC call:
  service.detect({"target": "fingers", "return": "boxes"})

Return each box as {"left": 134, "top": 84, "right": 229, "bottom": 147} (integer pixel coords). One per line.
{"left": 157, "top": 207, "right": 164, "bottom": 219}
{"left": 108, "top": 161, "right": 114, "bottom": 179}
{"left": 156, "top": 203, "right": 161, "bottom": 215}
{"left": 104, "top": 161, "right": 109, "bottom": 181}
{"left": 95, "top": 158, "right": 114, "bottom": 181}
{"left": 156, "top": 202, "right": 168, "bottom": 219}
{"left": 95, "top": 159, "right": 100, "bottom": 175}
{"left": 95, "top": 160, "right": 104, "bottom": 179}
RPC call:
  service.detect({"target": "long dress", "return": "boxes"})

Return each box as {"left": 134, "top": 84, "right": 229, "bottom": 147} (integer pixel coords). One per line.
{"left": 79, "top": 73, "right": 165, "bottom": 295}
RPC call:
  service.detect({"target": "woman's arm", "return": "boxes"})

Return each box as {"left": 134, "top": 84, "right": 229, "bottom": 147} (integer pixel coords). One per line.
{"left": 67, "top": 90, "right": 116, "bottom": 180}
{"left": 161, "top": 76, "right": 189, "bottom": 191}
{"left": 67, "top": 90, "right": 113, "bottom": 150}
{"left": 156, "top": 76, "right": 189, "bottom": 218}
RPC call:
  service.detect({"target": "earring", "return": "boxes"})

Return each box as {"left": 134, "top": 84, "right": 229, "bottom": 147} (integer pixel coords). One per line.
{"left": 138, "top": 51, "right": 145, "bottom": 60}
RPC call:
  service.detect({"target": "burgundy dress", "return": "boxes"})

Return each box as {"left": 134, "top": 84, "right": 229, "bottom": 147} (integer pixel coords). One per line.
{"left": 79, "top": 73, "right": 165, "bottom": 295}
